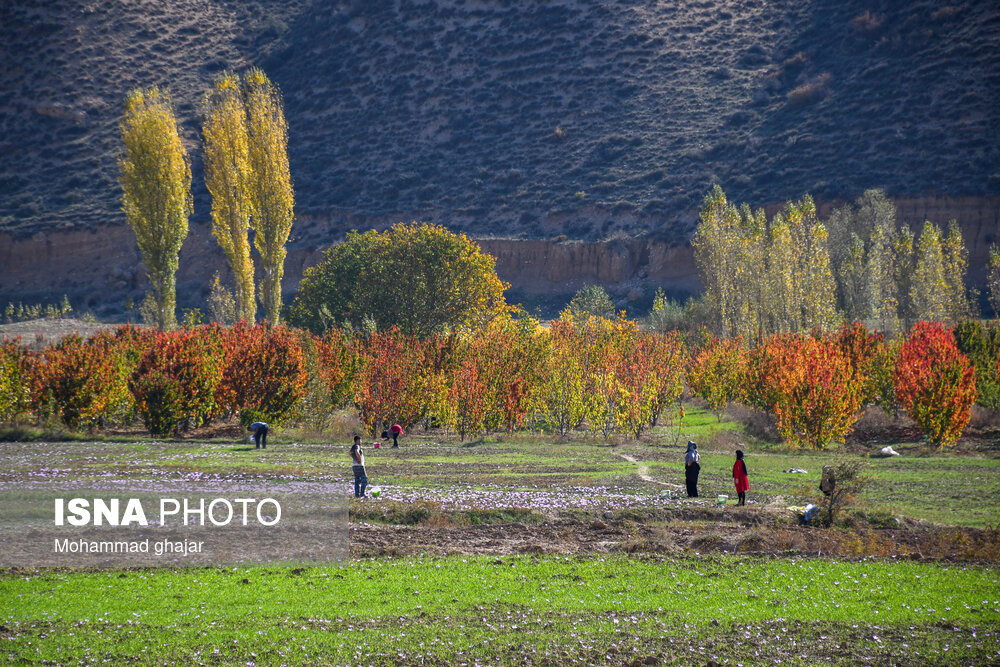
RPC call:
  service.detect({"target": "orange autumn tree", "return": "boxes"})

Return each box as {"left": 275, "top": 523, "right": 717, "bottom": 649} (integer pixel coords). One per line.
{"left": 352, "top": 328, "right": 443, "bottom": 436}
{"left": 750, "top": 334, "right": 866, "bottom": 448}
{"left": 447, "top": 357, "right": 488, "bottom": 441}
{"left": 894, "top": 321, "right": 976, "bottom": 448}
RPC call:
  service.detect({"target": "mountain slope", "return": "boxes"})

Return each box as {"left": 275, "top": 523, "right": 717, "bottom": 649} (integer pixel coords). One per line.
{"left": 1, "top": 0, "right": 997, "bottom": 242}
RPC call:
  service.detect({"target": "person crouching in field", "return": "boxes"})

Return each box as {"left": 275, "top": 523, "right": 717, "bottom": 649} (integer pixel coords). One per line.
{"left": 733, "top": 449, "right": 750, "bottom": 506}
{"left": 249, "top": 421, "right": 268, "bottom": 449}
{"left": 390, "top": 423, "right": 402, "bottom": 448}
{"left": 350, "top": 435, "right": 368, "bottom": 498}
{"left": 685, "top": 441, "right": 700, "bottom": 497}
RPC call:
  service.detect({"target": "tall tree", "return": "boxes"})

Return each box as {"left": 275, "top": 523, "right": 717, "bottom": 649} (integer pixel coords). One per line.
{"left": 245, "top": 68, "right": 294, "bottom": 324}
{"left": 203, "top": 73, "right": 255, "bottom": 322}
{"left": 893, "top": 226, "right": 915, "bottom": 326}
{"left": 942, "top": 220, "right": 972, "bottom": 322}
{"left": 909, "top": 222, "right": 948, "bottom": 322}
{"left": 118, "top": 87, "right": 192, "bottom": 330}
{"left": 988, "top": 244, "right": 1000, "bottom": 319}
{"left": 866, "top": 224, "right": 900, "bottom": 333}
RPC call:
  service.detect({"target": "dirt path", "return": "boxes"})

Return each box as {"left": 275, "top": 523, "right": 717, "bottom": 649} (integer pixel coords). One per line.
{"left": 617, "top": 452, "right": 682, "bottom": 491}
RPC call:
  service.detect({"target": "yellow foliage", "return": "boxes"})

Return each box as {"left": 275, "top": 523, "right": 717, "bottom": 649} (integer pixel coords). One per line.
{"left": 118, "top": 87, "right": 191, "bottom": 330}
{"left": 203, "top": 73, "right": 256, "bottom": 323}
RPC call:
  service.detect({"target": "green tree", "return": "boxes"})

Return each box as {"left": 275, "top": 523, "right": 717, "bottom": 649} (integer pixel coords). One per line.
{"left": 245, "top": 68, "right": 294, "bottom": 324}
{"left": 206, "top": 272, "right": 237, "bottom": 325}
{"left": 942, "top": 221, "right": 973, "bottom": 322}
{"left": 203, "top": 73, "right": 255, "bottom": 322}
{"left": 646, "top": 288, "right": 686, "bottom": 332}
{"left": 564, "top": 285, "right": 616, "bottom": 321}
{"left": 893, "top": 226, "right": 915, "bottom": 327}
{"left": 909, "top": 222, "right": 948, "bottom": 322}
{"left": 118, "top": 87, "right": 192, "bottom": 330}
{"left": 988, "top": 244, "right": 1000, "bottom": 318}
{"left": 289, "top": 222, "right": 510, "bottom": 337}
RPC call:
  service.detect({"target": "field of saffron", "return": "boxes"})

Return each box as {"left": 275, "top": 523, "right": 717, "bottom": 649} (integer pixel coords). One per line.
{"left": 1, "top": 406, "right": 998, "bottom": 664}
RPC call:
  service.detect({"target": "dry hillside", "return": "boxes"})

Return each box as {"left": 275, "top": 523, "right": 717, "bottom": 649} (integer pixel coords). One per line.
{"left": 1, "top": 0, "right": 998, "bottom": 314}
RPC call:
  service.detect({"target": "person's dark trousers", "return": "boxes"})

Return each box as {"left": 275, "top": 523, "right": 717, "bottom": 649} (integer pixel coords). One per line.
{"left": 392, "top": 434, "right": 398, "bottom": 448}
{"left": 256, "top": 427, "right": 268, "bottom": 449}
{"left": 685, "top": 465, "right": 699, "bottom": 497}
{"left": 737, "top": 492, "right": 746, "bottom": 505}
{"left": 353, "top": 465, "right": 368, "bottom": 497}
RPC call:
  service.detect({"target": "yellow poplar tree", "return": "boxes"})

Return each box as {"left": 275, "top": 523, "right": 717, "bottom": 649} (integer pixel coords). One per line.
{"left": 203, "top": 73, "right": 256, "bottom": 322}
{"left": 245, "top": 68, "right": 294, "bottom": 324}
{"left": 942, "top": 221, "right": 972, "bottom": 322}
{"left": 910, "top": 221, "right": 948, "bottom": 322}
{"left": 118, "top": 87, "right": 192, "bottom": 330}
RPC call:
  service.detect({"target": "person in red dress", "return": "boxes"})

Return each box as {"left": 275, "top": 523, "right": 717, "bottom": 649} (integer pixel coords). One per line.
{"left": 733, "top": 449, "right": 750, "bottom": 506}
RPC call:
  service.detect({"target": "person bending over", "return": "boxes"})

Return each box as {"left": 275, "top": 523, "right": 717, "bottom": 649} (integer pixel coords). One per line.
{"left": 249, "top": 421, "right": 269, "bottom": 449}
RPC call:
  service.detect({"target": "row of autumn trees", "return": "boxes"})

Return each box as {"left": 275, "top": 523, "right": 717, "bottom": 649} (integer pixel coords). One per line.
{"left": 0, "top": 317, "right": 684, "bottom": 441}
{"left": 119, "top": 68, "right": 293, "bottom": 330}
{"left": 2, "top": 314, "right": 995, "bottom": 448}
{"left": 693, "top": 187, "right": 990, "bottom": 338}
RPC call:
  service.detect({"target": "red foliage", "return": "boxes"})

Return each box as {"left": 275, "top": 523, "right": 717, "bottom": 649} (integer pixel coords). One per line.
{"left": 128, "top": 326, "right": 225, "bottom": 437}
{"left": 34, "top": 333, "right": 132, "bottom": 429}
{"left": 217, "top": 321, "right": 309, "bottom": 426}
{"left": 352, "top": 329, "right": 442, "bottom": 436}
{"left": 895, "top": 321, "right": 976, "bottom": 447}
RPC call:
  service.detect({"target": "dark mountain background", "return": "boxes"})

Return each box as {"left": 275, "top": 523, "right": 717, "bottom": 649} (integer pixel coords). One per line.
{"left": 1, "top": 0, "right": 998, "bottom": 316}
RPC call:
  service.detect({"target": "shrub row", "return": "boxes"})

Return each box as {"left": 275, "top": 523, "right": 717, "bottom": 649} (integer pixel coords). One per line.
{"left": 0, "top": 319, "right": 989, "bottom": 446}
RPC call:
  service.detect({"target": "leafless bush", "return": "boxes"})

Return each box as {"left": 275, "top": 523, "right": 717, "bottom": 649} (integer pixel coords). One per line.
{"left": 968, "top": 404, "right": 1000, "bottom": 429}
{"left": 726, "top": 403, "right": 781, "bottom": 442}
{"left": 786, "top": 73, "right": 832, "bottom": 107}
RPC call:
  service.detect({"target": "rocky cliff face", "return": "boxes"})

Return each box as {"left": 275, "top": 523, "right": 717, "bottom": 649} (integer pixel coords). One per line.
{"left": 3, "top": 195, "right": 997, "bottom": 318}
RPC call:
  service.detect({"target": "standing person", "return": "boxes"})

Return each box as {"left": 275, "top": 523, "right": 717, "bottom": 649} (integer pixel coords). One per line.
{"left": 350, "top": 435, "right": 368, "bottom": 498}
{"left": 249, "top": 421, "right": 269, "bottom": 449}
{"left": 684, "top": 440, "right": 700, "bottom": 497}
{"left": 390, "top": 423, "right": 403, "bottom": 448}
{"left": 733, "top": 449, "right": 750, "bottom": 506}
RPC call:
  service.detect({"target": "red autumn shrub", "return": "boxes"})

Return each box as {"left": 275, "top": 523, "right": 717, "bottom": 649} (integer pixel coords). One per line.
{"left": 353, "top": 328, "right": 442, "bottom": 435}
{"left": 750, "top": 334, "right": 866, "bottom": 449}
{"left": 34, "top": 333, "right": 133, "bottom": 429}
{"left": 447, "top": 357, "right": 488, "bottom": 441}
{"left": 217, "top": 322, "right": 309, "bottom": 427}
{"left": 895, "top": 321, "right": 976, "bottom": 447}
{"left": 128, "top": 326, "right": 225, "bottom": 437}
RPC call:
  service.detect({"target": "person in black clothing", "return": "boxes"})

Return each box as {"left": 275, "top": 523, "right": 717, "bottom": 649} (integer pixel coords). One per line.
{"left": 350, "top": 435, "right": 368, "bottom": 498}
{"left": 684, "top": 441, "right": 700, "bottom": 497}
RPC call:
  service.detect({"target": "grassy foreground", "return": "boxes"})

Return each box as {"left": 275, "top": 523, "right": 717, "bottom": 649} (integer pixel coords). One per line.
{"left": 3, "top": 555, "right": 998, "bottom": 665}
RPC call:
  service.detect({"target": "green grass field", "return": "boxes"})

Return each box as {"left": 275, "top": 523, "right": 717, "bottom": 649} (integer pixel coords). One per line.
{"left": 3, "top": 556, "right": 998, "bottom": 665}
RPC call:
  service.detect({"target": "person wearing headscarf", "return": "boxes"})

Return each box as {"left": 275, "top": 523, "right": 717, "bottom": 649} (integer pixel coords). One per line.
{"left": 733, "top": 449, "right": 750, "bottom": 506}
{"left": 684, "top": 441, "right": 700, "bottom": 497}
